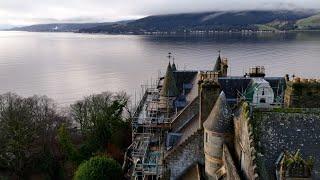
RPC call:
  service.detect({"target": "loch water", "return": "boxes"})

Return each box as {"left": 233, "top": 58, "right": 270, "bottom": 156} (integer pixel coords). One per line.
{"left": 0, "top": 31, "right": 319, "bottom": 105}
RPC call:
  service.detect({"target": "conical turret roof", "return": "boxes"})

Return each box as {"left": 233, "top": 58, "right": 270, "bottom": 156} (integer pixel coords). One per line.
{"left": 213, "top": 54, "right": 222, "bottom": 72}
{"left": 160, "top": 62, "right": 179, "bottom": 97}
{"left": 203, "top": 91, "right": 233, "bottom": 133}
{"left": 171, "top": 58, "right": 177, "bottom": 71}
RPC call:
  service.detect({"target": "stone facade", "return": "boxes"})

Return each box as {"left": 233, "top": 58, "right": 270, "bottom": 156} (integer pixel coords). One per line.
{"left": 203, "top": 92, "right": 234, "bottom": 180}
{"left": 284, "top": 80, "right": 320, "bottom": 108}
{"left": 165, "top": 130, "right": 204, "bottom": 180}
{"left": 204, "top": 129, "right": 225, "bottom": 179}
{"left": 199, "top": 79, "right": 221, "bottom": 127}
{"left": 222, "top": 145, "right": 241, "bottom": 180}
{"left": 234, "top": 102, "right": 258, "bottom": 180}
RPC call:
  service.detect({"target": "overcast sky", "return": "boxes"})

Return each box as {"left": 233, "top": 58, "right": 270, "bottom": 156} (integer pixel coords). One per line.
{"left": 0, "top": 0, "right": 320, "bottom": 26}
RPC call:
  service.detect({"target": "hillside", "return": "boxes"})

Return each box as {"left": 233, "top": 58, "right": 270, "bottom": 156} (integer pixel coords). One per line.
{"left": 296, "top": 13, "right": 320, "bottom": 30}
{"left": 79, "top": 10, "right": 318, "bottom": 34}
{"left": 9, "top": 10, "right": 320, "bottom": 34}
{"left": 9, "top": 20, "right": 132, "bottom": 32}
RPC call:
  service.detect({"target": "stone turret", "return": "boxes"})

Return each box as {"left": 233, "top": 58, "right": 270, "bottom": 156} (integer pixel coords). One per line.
{"left": 198, "top": 71, "right": 221, "bottom": 128}
{"left": 213, "top": 52, "right": 228, "bottom": 77}
{"left": 171, "top": 58, "right": 177, "bottom": 71}
{"left": 203, "top": 92, "right": 233, "bottom": 180}
{"left": 213, "top": 54, "right": 222, "bottom": 72}
{"left": 160, "top": 62, "right": 179, "bottom": 97}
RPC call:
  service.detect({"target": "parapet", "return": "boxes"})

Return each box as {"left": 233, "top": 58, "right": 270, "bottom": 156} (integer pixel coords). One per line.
{"left": 200, "top": 71, "right": 219, "bottom": 80}
{"left": 284, "top": 76, "right": 320, "bottom": 108}
{"left": 292, "top": 77, "right": 320, "bottom": 84}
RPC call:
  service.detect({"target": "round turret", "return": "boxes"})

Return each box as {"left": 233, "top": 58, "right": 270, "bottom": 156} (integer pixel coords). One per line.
{"left": 203, "top": 91, "right": 233, "bottom": 179}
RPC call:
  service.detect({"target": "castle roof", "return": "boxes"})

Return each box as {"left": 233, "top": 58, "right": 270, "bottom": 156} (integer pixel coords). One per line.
{"left": 203, "top": 91, "right": 233, "bottom": 133}
{"left": 171, "top": 58, "right": 177, "bottom": 71}
{"left": 251, "top": 109, "right": 320, "bottom": 179}
{"left": 218, "top": 76, "right": 286, "bottom": 104}
{"left": 160, "top": 62, "right": 179, "bottom": 97}
{"left": 213, "top": 54, "right": 222, "bottom": 72}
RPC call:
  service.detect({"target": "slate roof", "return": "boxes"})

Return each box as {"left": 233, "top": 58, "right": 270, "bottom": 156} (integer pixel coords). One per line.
{"left": 203, "top": 91, "right": 233, "bottom": 133}
{"left": 213, "top": 54, "right": 222, "bottom": 72}
{"left": 172, "top": 60, "right": 177, "bottom": 71}
{"left": 218, "top": 76, "right": 286, "bottom": 104}
{"left": 160, "top": 62, "right": 179, "bottom": 97}
{"left": 177, "top": 163, "right": 203, "bottom": 180}
{"left": 176, "top": 114, "right": 200, "bottom": 147}
{"left": 159, "top": 70, "right": 197, "bottom": 98}
{"left": 173, "top": 71, "right": 198, "bottom": 95}
{"left": 252, "top": 109, "right": 320, "bottom": 179}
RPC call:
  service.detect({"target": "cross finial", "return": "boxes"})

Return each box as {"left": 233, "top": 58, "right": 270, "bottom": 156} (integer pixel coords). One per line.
{"left": 218, "top": 50, "right": 221, "bottom": 56}
{"left": 167, "top": 52, "right": 172, "bottom": 62}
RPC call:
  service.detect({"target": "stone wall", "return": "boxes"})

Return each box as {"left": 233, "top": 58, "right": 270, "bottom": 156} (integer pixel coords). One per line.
{"left": 204, "top": 129, "right": 224, "bottom": 179}
{"left": 165, "top": 130, "right": 204, "bottom": 180}
{"left": 234, "top": 102, "right": 258, "bottom": 180}
{"left": 284, "top": 80, "right": 320, "bottom": 108}
{"left": 204, "top": 129, "right": 234, "bottom": 179}
{"left": 222, "top": 145, "right": 241, "bottom": 180}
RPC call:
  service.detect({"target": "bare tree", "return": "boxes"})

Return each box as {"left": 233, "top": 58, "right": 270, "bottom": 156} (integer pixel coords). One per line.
{"left": 0, "top": 93, "right": 67, "bottom": 178}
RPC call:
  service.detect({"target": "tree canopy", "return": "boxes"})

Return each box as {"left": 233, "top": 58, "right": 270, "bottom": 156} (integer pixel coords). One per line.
{"left": 0, "top": 93, "right": 65, "bottom": 178}
{"left": 0, "top": 91, "right": 131, "bottom": 179}
{"left": 69, "top": 92, "right": 131, "bottom": 159}
{"left": 74, "top": 156, "right": 122, "bottom": 180}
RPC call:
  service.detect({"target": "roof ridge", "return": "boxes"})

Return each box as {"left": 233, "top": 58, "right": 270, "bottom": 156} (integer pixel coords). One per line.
{"left": 171, "top": 96, "right": 199, "bottom": 131}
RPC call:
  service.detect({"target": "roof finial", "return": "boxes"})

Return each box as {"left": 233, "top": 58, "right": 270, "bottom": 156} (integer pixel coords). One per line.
{"left": 167, "top": 52, "right": 172, "bottom": 63}
{"left": 171, "top": 56, "right": 177, "bottom": 71}
{"left": 218, "top": 50, "right": 221, "bottom": 56}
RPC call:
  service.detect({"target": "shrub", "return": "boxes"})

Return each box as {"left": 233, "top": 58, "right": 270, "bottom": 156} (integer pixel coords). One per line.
{"left": 74, "top": 156, "right": 122, "bottom": 180}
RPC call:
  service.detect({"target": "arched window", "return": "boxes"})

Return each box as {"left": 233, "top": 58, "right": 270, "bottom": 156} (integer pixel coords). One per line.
{"left": 260, "top": 98, "right": 266, "bottom": 103}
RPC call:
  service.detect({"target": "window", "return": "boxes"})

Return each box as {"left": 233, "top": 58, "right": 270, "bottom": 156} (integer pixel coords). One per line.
{"left": 260, "top": 98, "right": 266, "bottom": 103}
{"left": 262, "top": 88, "right": 265, "bottom": 95}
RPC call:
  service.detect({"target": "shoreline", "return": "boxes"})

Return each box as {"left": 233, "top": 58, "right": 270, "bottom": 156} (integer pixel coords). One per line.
{"left": 2, "top": 29, "right": 320, "bottom": 36}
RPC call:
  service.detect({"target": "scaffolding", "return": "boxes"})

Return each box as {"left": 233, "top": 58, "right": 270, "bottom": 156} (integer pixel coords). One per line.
{"left": 125, "top": 82, "right": 172, "bottom": 180}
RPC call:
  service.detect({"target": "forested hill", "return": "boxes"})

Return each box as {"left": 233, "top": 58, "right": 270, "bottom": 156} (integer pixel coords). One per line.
{"left": 79, "top": 10, "right": 320, "bottom": 34}
{"left": 9, "top": 20, "right": 132, "bottom": 32}
{"left": 9, "top": 10, "right": 320, "bottom": 33}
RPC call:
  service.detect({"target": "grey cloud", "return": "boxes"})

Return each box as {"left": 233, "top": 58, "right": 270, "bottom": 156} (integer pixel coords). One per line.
{"left": 0, "top": 0, "right": 319, "bottom": 25}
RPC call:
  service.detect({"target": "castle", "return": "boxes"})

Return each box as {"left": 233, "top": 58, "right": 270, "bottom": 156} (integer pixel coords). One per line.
{"left": 123, "top": 52, "right": 320, "bottom": 180}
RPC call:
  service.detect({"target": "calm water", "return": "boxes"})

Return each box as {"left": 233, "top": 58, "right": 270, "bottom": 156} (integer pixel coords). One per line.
{"left": 0, "top": 31, "right": 320, "bottom": 106}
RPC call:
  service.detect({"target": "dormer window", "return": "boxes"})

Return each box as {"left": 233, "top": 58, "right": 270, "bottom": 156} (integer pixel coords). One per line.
{"left": 244, "top": 78, "right": 274, "bottom": 106}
